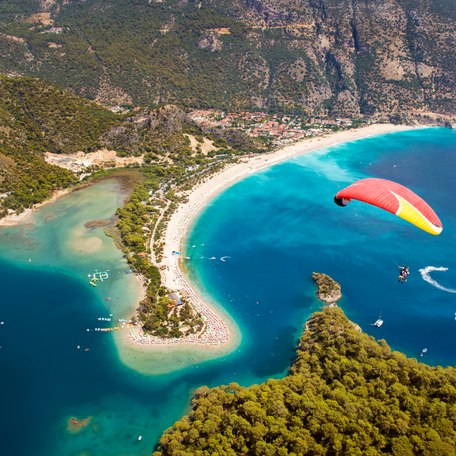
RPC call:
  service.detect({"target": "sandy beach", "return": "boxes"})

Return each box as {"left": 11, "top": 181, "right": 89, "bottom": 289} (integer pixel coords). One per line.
{"left": 159, "top": 124, "right": 422, "bottom": 288}
{"left": 118, "top": 123, "right": 424, "bottom": 369}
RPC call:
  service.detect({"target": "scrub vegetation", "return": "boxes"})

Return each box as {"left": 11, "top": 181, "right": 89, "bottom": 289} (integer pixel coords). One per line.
{"left": 0, "top": 75, "right": 111, "bottom": 214}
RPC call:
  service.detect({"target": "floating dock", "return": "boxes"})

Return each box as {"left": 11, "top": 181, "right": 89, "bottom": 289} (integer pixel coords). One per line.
{"left": 88, "top": 269, "right": 109, "bottom": 286}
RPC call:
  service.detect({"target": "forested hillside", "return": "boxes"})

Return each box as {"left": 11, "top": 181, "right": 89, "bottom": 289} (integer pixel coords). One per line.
{"left": 0, "top": 75, "right": 252, "bottom": 215}
{"left": 0, "top": 0, "right": 455, "bottom": 120}
{"left": 0, "top": 75, "right": 117, "bottom": 213}
{"left": 155, "top": 307, "right": 456, "bottom": 455}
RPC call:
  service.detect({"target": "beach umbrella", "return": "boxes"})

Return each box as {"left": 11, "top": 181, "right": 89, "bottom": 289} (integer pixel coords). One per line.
{"left": 334, "top": 177, "right": 442, "bottom": 235}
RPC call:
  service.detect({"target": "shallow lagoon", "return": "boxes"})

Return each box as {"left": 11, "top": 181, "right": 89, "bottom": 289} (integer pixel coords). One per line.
{"left": 0, "top": 128, "right": 455, "bottom": 455}
{"left": 0, "top": 179, "right": 186, "bottom": 455}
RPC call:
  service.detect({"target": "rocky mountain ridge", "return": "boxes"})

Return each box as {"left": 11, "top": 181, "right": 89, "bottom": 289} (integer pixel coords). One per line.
{"left": 0, "top": 0, "right": 455, "bottom": 121}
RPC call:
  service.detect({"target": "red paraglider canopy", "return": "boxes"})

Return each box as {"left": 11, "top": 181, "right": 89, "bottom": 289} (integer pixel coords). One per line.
{"left": 334, "top": 178, "right": 442, "bottom": 235}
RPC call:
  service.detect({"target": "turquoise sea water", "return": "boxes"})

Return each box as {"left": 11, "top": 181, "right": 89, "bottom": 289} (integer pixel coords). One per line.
{"left": 0, "top": 128, "right": 455, "bottom": 455}
{"left": 186, "top": 127, "right": 456, "bottom": 373}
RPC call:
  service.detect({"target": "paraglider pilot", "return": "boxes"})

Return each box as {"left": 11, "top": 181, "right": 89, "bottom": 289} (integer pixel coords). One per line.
{"left": 398, "top": 266, "right": 410, "bottom": 283}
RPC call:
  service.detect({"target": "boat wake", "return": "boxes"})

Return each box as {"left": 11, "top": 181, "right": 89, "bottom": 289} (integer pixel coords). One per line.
{"left": 419, "top": 266, "right": 456, "bottom": 293}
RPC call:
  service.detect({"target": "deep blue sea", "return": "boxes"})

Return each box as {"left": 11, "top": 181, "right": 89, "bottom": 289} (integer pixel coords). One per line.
{"left": 0, "top": 128, "right": 455, "bottom": 456}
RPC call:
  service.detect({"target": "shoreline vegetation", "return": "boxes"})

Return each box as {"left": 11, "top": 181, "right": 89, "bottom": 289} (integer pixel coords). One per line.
{"left": 0, "top": 123, "right": 425, "bottom": 373}
{"left": 0, "top": 188, "right": 72, "bottom": 227}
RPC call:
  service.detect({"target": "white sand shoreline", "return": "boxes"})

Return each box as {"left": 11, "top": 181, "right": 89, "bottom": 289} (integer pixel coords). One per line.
{"left": 121, "top": 123, "right": 426, "bottom": 365}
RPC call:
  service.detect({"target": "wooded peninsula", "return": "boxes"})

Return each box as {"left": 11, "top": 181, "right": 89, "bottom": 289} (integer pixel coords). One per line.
{"left": 154, "top": 304, "right": 456, "bottom": 455}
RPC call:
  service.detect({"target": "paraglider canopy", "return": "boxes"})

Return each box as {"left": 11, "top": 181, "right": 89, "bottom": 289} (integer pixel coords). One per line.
{"left": 334, "top": 178, "right": 442, "bottom": 235}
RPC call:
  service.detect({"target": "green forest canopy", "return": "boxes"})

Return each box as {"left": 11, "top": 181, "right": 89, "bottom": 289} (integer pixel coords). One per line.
{"left": 155, "top": 307, "right": 456, "bottom": 456}
{"left": 0, "top": 75, "right": 119, "bottom": 213}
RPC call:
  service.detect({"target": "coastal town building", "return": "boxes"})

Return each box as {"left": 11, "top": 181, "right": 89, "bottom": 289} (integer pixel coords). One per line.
{"left": 189, "top": 110, "right": 355, "bottom": 147}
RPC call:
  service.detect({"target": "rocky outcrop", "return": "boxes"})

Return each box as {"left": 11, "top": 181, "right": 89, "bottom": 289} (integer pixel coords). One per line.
{"left": 245, "top": 0, "right": 292, "bottom": 22}
{"left": 197, "top": 32, "right": 223, "bottom": 52}
{"left": 311, "top": 272, "right": 342, "bottom": 306}
{"left": 100, "top": 105, "right": 193, "bottom": 154}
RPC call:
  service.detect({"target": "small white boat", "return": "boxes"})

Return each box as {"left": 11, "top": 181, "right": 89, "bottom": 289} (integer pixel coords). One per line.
{"left": 371, "top": 312, "right": 383, "bottom": 327}
{"left": 420, "top": 348, "right": 428, "bottom": 357}
{"left": 137, "top": 435, "right": 143, "bottom": 441}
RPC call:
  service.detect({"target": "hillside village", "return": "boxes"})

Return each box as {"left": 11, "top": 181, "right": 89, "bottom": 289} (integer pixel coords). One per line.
{"left": 190, "top": 110, "right": 356, "bottom": 147}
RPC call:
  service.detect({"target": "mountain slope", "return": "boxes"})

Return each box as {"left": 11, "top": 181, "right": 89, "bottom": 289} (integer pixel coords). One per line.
{"left": 0, "top": 0, "right": 455, "bottom": 119}
{"left": 0, "top": 75, "right": 224, "bottom": 215}
{"left": 0, "top": 75, "right": 115, "bottom": 213}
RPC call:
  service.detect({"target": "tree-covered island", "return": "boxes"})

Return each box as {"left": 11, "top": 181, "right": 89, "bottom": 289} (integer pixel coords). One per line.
{"left": 311, "top": 272, "right": 342, "bottom": 306}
